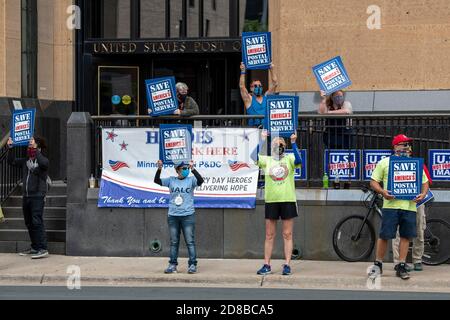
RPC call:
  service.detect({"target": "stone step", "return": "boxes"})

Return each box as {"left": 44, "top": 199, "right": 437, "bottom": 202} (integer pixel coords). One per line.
{"left": 3, "top": 195, "right": 67, "bottom": 207}
{"left": 0, "top": 241, "right": 66, "bottom": 255}
{"left": 12, "top": 182, "right": 67, "bottom": 196}
{"left": 0, "top": 207, "right": 66, "bottom": 219}
{"left": 0, "top": 230, "right": 65, "bottom": 242}
{"left": 0, "top": 218, "right": 66, "bottom": 230}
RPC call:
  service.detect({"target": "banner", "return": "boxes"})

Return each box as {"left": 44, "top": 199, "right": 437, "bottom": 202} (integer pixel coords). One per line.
{"left": 387, "top": 157, "right": 423, "bottom": 200}
{"left": 312, "top": 56, "right": 352, "bottom": 95}
{"left": 145, "top": 77, "right": 178, "bottom": 116}
{"left": 428, "top": 150, "right": 450, "bottom": 181}
{"left": 417, "top": 190, "right": 434, "bottom": 208}
{"left": 99, "top": 128, "right": 260, "bottom": 209}
{"left": 362, "top": 150, "right": 392, "bottom": 181}
{"left": 286, "top": 149, "right": 307, "bottom": 181}
{"left": 265, "top": 95, "right": 299, "bottom": 138}
{"left": 324, "top": 150, "right": 361, "bottom": 181}
{"left": 11, "top": 109, "right": 35, "bottom": 146}
{"left": 159, "top": 124, "right": 193, "bottom": 165}
{"left": 242, "top": 32, "right": 272, "bottom": 70}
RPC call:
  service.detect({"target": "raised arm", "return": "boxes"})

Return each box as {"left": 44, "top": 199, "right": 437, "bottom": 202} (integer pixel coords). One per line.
{"left": 239, "top": 62, "right": 252, "bottom": 108}
{"left": 265, "top": 64, "right": 279, "bottom": 95}
{"left": 318, "top": 91, "right": 328, "bottom": 114}
{"left": 154, "top": 160, "right": 163, "bottom": 186}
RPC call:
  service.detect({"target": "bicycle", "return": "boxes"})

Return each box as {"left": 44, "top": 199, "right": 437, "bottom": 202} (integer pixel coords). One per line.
{"left": 332, "top": 185, "right": 450, "bottom": 265}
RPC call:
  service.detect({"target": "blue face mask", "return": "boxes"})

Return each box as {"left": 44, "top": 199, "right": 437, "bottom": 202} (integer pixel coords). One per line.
{"left": 253, "top": 86, "right": 263, "bottom": 96}
{"left": 181, "top": 168, "right": 190, "bottom": 178}
{"left": 332, "top": 95, "right": 345, "bottom": 105}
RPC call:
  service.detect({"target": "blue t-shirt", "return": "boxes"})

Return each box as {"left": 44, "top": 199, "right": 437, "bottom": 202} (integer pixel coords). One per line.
{"left": 247, "top": 96, "right": 267, "bottom": 127}
{"left": 161, "top": 176, "right": 198, "bottom": 217}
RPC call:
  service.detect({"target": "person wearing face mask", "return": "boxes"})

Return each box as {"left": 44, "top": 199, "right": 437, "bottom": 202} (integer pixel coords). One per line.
{"left": 154, "top": 160, "right": 204, "bottom": 274}
{"left": 318, "top": 90, "right": 353, "bottom": 149}
{"left": 250, "top": 131, "right": 302, "bottom": 276}
{"left": 369, "top": 134, "right": 429, "bottom": 280}
{"left": 240, "top": 62, "right": 279, "bottom": 127}
{"left": 173, "top": 82, "right": 200, "bottom": 116}
{"left": 392, "top": 144, "right": 433, "bottom": 272}
{"left": 7, "top": 136, "right": 50, "bottom": 259}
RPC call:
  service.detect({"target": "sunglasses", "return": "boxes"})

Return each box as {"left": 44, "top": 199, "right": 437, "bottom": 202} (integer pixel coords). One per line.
{"left": 397, "top": 143, "right": 411, "bottom": 147}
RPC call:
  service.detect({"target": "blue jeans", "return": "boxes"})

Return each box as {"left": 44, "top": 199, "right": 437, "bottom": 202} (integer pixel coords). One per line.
{"left": 168, "top": 214, "right": 197, "bottom": 266}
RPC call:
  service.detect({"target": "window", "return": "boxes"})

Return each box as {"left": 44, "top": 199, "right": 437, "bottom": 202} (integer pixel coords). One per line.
{"left": 212, "top": 0, "right": 216, "bottom": 11}
{"left": 203, "top": 0, "right": 229, "bottom": 37}
{"left": 91, "top": 0, "right": 131, "bottom": 38}
{"left": 140, "top": 0, "right": 166, "bottom": 38}
{"left": 21, "top": 0, "right": 37, "bottom": 98}
{"left": 189, "top": 0, "right": 195, "bottom": 8}
{"left": 241, "top": 0, "right": 269, "bottom": 33}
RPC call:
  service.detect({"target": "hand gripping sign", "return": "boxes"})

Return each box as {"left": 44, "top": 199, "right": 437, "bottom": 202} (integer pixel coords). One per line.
{"left": 11, "top": 109, "right": 36, "bottom": 146}
{"left": 242, "top": 32, "right": 272, "bottom": 70}
{"left": 265, "top": 95, "right": 299, "bottom": 138}
{"left": 312, "top": 56, "right": 352, "bottom": 95}
{"left": 146, "top": 77, "right": 178, "bottom": 116}
{"left": 159, "top": 124, "right": 193, "bottom": 165}
{"left": 387, "top": 157, "right": 424, "bottom": 201}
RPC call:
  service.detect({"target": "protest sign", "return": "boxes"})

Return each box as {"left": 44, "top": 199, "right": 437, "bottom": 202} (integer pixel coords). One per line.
{"left": 312, "top": 56, "right": 352, "bottom": 94}
{"left": 11, "top": 109, "right": 35, "bottom": 146}
{"left": 242, "top": 32, "right": 272, "bottom": 70}
{"left": 429, "top": 150, "right": 450, "bottom": 181}
{"left": 362, "top": 150, "right": 392, "bottom": 180}
{"left": 265, "top": 95, "right": 299, "bottom": 138}
{"left": 159, "top": 124, "right": 193, "bottom": 165}
{"left": 387, "top": 157, "right": 424, "bottom": 200}
{"left": 324, "top": 150, "right": 361, "bottom": 181}
{"left": 145, "top": 77, "right": 178, "bottom": 116}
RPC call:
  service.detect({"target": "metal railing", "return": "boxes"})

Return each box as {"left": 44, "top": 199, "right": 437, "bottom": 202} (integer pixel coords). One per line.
{"left": 92, "top": 113, "right": 450, "bottom": 188}
{"left": 0, "top": 133, "right": 22, "bottom": 203}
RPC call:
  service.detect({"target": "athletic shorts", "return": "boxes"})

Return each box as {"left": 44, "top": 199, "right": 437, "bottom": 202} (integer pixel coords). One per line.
{"left": 265, "top": 202, "right": 298, "bottom": 220}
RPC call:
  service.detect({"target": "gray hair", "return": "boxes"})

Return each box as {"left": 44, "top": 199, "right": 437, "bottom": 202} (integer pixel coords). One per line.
{"left": 176, "top": 82, "right": 189, "bottom": 92}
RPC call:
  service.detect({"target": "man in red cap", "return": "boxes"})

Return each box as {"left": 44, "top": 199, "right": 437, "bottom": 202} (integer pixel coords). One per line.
{"left": 369, "top": 134, "right": 429, "bottom": 280}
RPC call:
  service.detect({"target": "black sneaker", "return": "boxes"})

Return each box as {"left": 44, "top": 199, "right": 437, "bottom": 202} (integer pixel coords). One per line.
{"left": 19, "top": 248, "right": 38, "bottom": 256}
{"left": 31, "top": 250, "right": 49, "bottom": 259}
{"left": 395, "top": 263, "right": 410, "bottom": 280}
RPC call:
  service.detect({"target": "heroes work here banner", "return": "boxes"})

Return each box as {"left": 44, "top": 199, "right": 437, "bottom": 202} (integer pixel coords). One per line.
{"left": 265, "top": 95, "right": 299, "bottom": 138}
{"left": 312, "top": 56, "right": 352, "bottom": 95}
{"left": 99, "top": 128, "right": 260, "bottom": 209}
{"left": 242, "top": 32, "right": 272, "bottom": 70}
{"left": 145, "top": 77, "right": 178, "bottom": 116}
{"left": 387, "top": 157, "right": 424, "bottom": 201}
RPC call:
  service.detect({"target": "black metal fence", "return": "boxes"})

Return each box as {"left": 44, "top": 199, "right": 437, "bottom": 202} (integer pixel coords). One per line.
{"left": 0, "top": 145, "right": 23, "bottom": 203}
{"left": 92, "top": 113, "right": 450, "bottom": 188}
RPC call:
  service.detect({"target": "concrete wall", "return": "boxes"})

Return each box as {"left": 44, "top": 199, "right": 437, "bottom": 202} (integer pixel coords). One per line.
{"left": 270, "top": 0, "right": 450, "bottom": 92}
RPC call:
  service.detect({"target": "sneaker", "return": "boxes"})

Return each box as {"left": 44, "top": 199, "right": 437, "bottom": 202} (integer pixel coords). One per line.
{"left": 394, "top": 263, "right": 412, "bottom": 272}
{"left": 164, "top": 264, "right": 178, "bottom": 274}
{"left": 282, "top": 264, "right": 291, "bottom": 276}
{"left": 414, "top": 263, "right": 423, "bottom": 271}
{"left": 188, "top": 265, "right": 197, "bottom": 274}
{"left": 19, "top": 248, "right": 38, "bottom": 256}
{"left": 257, "top": 264, "right": 272, "bottom": 275}
{"left": 395, "top": 263, "right": 410, "bottom": 280}
{"left": 30, "top": 250, "right": 49, "bottom": 259}
{"left": 368, "top": 261, "right": 383, "bottom": 276}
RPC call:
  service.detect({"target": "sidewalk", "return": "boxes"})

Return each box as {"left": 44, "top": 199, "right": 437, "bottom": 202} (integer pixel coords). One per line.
{"left": 0, "top": 254, "right": 449, "bottom": 293}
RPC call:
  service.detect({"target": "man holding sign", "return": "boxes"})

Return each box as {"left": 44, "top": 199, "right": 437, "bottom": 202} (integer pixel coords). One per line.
{"left": 370, "top": 134, "right": 429, "bottom": 280}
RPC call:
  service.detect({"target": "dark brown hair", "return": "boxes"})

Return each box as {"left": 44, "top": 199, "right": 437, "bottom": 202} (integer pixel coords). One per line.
{"left": 326, "top": 90, "right": 345, "bottom": 110}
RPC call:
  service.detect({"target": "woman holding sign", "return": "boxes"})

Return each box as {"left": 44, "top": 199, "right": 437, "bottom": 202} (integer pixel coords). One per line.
{"left": 370, "top": 134, "right": 429, "bottom": 280}
{"left": 251, "top": 131, "right": 302, "bottom": 276}
{"left": 240, "top": 62, "right": 279, "bottom": 127}
{"left": 154, "top": 160, "right": 204, "bottom": 274}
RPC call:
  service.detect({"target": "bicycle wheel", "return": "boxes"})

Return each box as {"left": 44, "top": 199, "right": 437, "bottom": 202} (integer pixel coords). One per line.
{"left": 422, "top": 218, "right": 450, "bottom": 266}
{"left": 333, "top": 215, "right": 376, "bottom": 262}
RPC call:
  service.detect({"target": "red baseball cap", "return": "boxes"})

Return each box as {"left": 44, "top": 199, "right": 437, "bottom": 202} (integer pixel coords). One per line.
{"left": 392, "top": 134, "right": 413, "bottom": 146}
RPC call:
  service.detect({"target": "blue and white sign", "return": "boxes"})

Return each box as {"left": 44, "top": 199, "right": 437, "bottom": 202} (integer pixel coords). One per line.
{"left": 387, "top": 157, "right": 423, "bottom": 201}
{"left": 417, "top": 190, "right": 434, "bottom": 208}
{"left": 429, "top": 150, "right": 450, "bottom": 181}
{"left": 242, "top": 32, "right": 272, "bottom": 70}
{"left": 265, "top": 95, "right": 299, "bottom": 138}
{"left": 324, "top": 150, "right": 361, "bottom": 181}
{"left": 362, "top": 150, "right": 392, "bottom": 180}
{"left": 312, "top": 56, "right": 352, "bottom": 95}
{"left": 11, "top": 109, "right": 35, "bottom": 146}
{"left": 286, "top": 149, "right": 307, "bottom": 181}
{"left": 99, "top": 128, "right": 260, "bottom": 209}
{"left": 145, "top": 77, "right": 178, "bottom": 116}
{"left": 159, "top": 124, "right": 193, "bottom": 165}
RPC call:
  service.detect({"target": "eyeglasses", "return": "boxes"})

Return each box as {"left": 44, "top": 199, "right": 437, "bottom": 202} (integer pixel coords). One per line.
{"left": 397, "top": 143, "right": 411, "bottom": 147}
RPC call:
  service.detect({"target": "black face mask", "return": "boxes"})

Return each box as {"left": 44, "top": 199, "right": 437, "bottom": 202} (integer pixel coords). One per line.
{"left": 273, "top": 145, "right": 285, "bottom": 156}
{"left": 178, "top": 94, "right": 188, "bottom": 103}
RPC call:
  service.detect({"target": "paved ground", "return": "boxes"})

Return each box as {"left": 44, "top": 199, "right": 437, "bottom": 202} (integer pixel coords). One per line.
{"left": 0, "top": 254, "right": 449, "bottom": 293}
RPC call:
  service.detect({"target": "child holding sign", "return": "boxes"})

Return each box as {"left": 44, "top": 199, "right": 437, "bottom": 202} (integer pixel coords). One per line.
{"left": 154, "top": 160, "right": 204, "bottom": 274}
{"left": 370, "top": 134, "right": 429, "bottom": 280}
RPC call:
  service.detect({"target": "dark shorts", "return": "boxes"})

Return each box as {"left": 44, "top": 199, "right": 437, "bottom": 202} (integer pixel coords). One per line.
{"left": 379, "top": 209, "right": 417, "bottom": 240}
{"left": 265, "top": 202, "right": 298, "bottom": 220}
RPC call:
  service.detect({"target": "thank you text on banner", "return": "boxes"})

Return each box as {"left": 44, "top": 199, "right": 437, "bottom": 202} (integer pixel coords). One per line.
{"left": 99, "top": 128, "right": 260, "bottom": 209}
{"left": 265, "top": 95, "right": 299, "bottom": 138}
{"left": 313, "top": 56, "right": 352, "bottom": 95}
{"left": 11, "top": 109, "right": 35, "bottom": 146}
{"left": 242, "top": 32, "right": 272, "bottom": 70}
{"left": 146, "top": 77, "right": 178, "bottom": 116}
{"left": 387, "top": 157, "right": 424, "bottom": 200}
